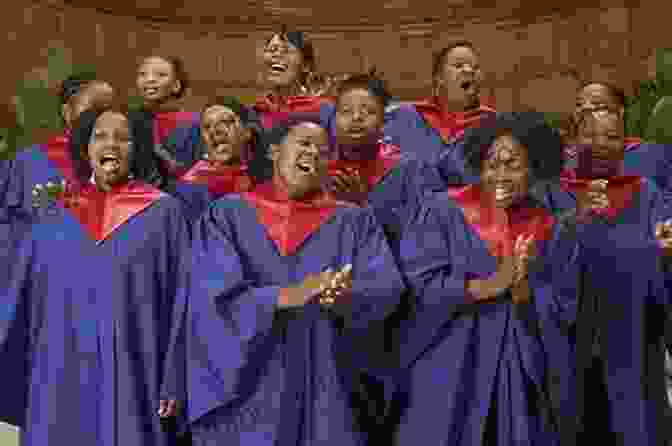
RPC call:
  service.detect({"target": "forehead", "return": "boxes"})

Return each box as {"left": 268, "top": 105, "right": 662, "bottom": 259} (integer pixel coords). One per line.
{"left": 139, "top": 57, "right": 173, "bottom": 71}
{"left": 578, "top": 84, "right": 615, "bottom": 101}
{"left": 94, "top": 112, "right": 128, "bottom": 130}
{"left": 266, "top": 34, "right": 298, "bottom": 50}
{"left": 339, "top": 87, "right": 378, "bottom": 104}
{"left": 286, "top": 123, "right": 326, "bottom": 140}
{"left": 203, "top": 105, "right": 238, "bottom": 121}
{"left": 443, "top": 46, "right": 478, "bottom": 63}
{"left": 488, "top": 133, "right": 525, "bottom": 155}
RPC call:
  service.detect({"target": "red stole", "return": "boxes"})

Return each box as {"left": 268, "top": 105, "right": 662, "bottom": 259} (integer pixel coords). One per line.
{"left": 242, "top": 179, "right": 346, "bottom": 256}
{"left": 180, "top": 161, "right": 254, "bottom": 197}
{"left": 58, "top": 180, "right": 164, "bottom": 243}
{"left": 414, "top": 98, "right": 496, "bottom": 144}
{"left": 327, "top": 142, "right": 402, "bottom": 190}
{"left": 40, "top": 132, "right": 76, "bottom": 182}
{"left": 564, "top": 137, "right": 643, "bottom": 160}
{"left": 560, "top": 169, "right": 642, "bottom": 220}
{"left": 449, "top": 185, "right": 554, "bottom": 258}
{"left": 153, "top": 111, "right": 199, "bottom": 145}
{"left": 253, "top": 95, "right": 333, "bottom": 128}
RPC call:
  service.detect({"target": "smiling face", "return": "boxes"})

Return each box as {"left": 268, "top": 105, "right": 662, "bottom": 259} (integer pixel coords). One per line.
{"left": 87, "top": 111, "right": 132, "bottom": 191}
{"left": 270, "top": 122, "right": 329, "bottom": 199}
{"left": 136, "top": 56, "right": 181, "bottom": 106}
{"left": 262, "top": 34, "right": 305, "bottom": 90}
{"left": 200, "top": 105, "right": 250, "bottom": 165}
{"left": 334, "top": 87, "right": 384, "bottom": 154}
{"left": 480, "top": 133, "right": 531, "bottom": 208}
{"left": 435, "top": 46, "right": 482, "bottom": 111}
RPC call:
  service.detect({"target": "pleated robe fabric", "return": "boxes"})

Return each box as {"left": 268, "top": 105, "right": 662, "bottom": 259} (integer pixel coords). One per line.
{"left": 0, "top": 186, "right": 191, "bottom": 446}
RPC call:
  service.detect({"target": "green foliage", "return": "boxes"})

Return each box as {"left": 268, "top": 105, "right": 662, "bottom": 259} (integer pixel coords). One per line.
{"left": 625, "top": 48, "right": 672, "bottom": 143}
{"left": 127, "top": 95, "right": 145, "bottom": 112}
{"left": 10, "top": 47, "right": 98, "bottom": 157}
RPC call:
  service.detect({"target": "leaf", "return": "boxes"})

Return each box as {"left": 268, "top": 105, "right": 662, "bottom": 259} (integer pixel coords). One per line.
{"left": 644, "top": 95, "right": 672, "bottom": 144}
{"left": 656, "top": 48, "right": 672, "bottom": 96}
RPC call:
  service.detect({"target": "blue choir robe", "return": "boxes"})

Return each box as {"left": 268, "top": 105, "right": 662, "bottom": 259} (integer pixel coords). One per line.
{"left": 564, "top": 138, "right": 672, "bottom": 203}
{"left": 555, "top": 172, "right": 672, "bottom": 445}
{"left": 0, "top": 180, "right": 191, "bottom": 446}
{"left": 162, "top": 181, "right": 406, "bottom": 446}
{"left": 383, "top": 98, "right": 496, "bottom": 166}
{"left": 393, "top": 185, "right": 578, "bottom": 446}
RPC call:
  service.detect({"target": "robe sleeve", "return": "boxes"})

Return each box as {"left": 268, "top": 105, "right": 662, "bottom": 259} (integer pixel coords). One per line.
{"left": 0, "top": 232, "right": 36, "bottom": 428}
{"left": 160, "top": 124, "right": 203, "bottom": 169}
{"left": 396, "top": 199, "right": 496, "bottom": 367}
{"left": 343, "top": 208, "right": 406, "bottom": 332}
{"left": 154, "top": 202, "right": 193, "bottom": 434}
{"left": 178, "top": 201, "right": 281, "bottom": 424}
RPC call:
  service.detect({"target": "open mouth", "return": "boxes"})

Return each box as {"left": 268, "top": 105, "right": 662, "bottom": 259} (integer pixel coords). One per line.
{"left": 99, "top": 154, "right": 120, "bottom": 173}
{"left": 269, "top": 63, "right": 288, "bottom": 74}
{"left": 296, "top": 158, "right": 317, "bottom": 174}
{"left": 143, "top": 87, "right": 159, "bottom": 96}
{"left": 460, "top": 80, "right": 474, "bottom": 90}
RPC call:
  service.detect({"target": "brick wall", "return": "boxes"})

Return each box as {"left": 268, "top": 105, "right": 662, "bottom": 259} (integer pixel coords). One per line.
{"left": 2, "top": 1, "right": 669, "bottom": 116}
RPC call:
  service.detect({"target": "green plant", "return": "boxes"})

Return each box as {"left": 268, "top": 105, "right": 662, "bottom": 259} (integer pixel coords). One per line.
{"left": 625, "top": 48, "right": 672, "bottom": 143}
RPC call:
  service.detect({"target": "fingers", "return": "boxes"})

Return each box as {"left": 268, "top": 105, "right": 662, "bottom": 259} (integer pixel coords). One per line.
{"left": 157, "top": 400, "right": 178, "bottom": 418}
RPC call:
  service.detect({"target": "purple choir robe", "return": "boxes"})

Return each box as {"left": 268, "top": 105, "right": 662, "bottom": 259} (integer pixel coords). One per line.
{"left": 564, "top": 138, "right": 672, "bottom": 204}
{"left": 0, "top": 181, "right": 191, "bottom": 446}
{"left": 383, "top": 99, "right": 496, "bottom": 166}
{"left": 393, "top": 186, "right": 578, "bottom": 446}
{"left": 162, "top": 181, "right": 405, "bottom": 446}
{"left": 557, "top": 172, "right": 672, "bottom": 445}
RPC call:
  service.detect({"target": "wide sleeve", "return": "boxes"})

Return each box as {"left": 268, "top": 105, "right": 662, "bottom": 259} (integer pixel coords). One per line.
{"left": 157, "top": 203, "right": 194, "bottom": 432}
{"left": 0, "top": 232, "right": 36, "bottom": 428}
{"left": 181, "top": 202, "right": 282, "bottom": 424}
{"left": 396, "top": 200, "right": 496, "bottom": 367}
{"left": 343, "top": 208, "right": 406, "bottom": 332}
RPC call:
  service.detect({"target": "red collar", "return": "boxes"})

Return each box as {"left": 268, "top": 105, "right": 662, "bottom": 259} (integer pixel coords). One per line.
{"left": 181, "top": 161, "right": 254, "bottom": 197}
{"left": 559, "top": 169, "right": 642, "bottom": 219}
{"left": 153, "top": 111, "right": 199, "bottom": 145}
{"left": 242, "top": 179, "right": 346, "bottom": 256}
{"left": 58, "top": 180, "right": 164, "bottom": 243}
{"left": 563, "top": 137, "right": 643, "bottom": 160}
{"left": 414, "top": 98, "right": 496, "bottom": 144}
{"left": 40, "top": 133, "right": 75, "bottom": 182}
{"left": 448, "top": 184, "right": 554, "bottom": 258}
{"left": 253, "top": 95, "right": 333, "bottom": 128}
{"left": 327, "top": 142, "right": 401, "bottom": 202}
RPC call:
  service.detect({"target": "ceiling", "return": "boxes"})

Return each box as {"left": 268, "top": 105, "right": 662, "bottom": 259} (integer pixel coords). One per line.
{"left": 53, "top": 0, "right": 593, "bottom": 29}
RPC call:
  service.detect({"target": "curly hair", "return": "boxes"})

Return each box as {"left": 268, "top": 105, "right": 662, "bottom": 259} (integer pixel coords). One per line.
{"left": 69, "top": 107, "right": 161, "bottom": 184}
{"left": 462, "top": 112, "right": 564, "bottom": 182}
{"left": 56, "top": 72, "right": 99, "bottom": 106}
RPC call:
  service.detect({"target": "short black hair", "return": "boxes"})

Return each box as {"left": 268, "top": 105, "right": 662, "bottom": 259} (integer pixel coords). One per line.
{"left": 462, "top": 112, "right": 564, "bottom": 182}
{"left": 69, "top": 107, "right": 161, "bottom": 184}
{"left": 578, "top": 80, "right": 626, "bottom": 107}
{"left": 336, "top": 72, "right": 391, "bottom": 108}
{"left": 57, "top": 72, "right": 99, "bottom": 105}
{"left": 432, "top": 40, "right": 477, "bottom": 78}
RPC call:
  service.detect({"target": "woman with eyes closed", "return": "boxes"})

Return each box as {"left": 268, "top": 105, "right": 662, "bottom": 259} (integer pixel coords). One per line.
{"left": 247, "top": 28, "right": 334, "bottom": 181}
{"left": 391, "top": 112, "right": 575, "bottom": 446}
{"left": 0, "top": 107, "right": 192, "bottom": 446}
